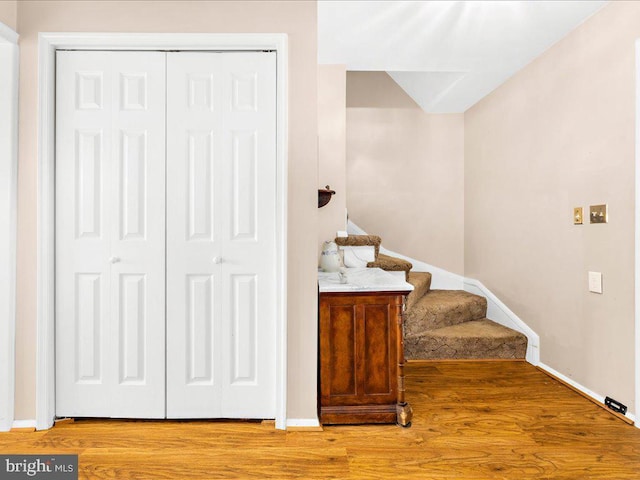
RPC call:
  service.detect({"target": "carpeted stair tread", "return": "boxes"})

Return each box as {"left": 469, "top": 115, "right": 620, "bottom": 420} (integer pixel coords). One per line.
{"left": 405, "top": 319, "right": 528, "bottom": 360}
{"left": 367, "top": 253, "right": 412, "bottom": 280}
{"left": 334, "top": 235, "right": 381, "bottom": 258}
{"left": 406, "top": 272, "right": 432, "bottom": 311}
{"left": 404, "top": 290, "right": 487, "bottom": 336}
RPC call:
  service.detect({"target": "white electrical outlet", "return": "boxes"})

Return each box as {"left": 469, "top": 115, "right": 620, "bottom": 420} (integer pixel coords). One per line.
{"left": 588, "top": 271, "right": 602, "bottom": 294}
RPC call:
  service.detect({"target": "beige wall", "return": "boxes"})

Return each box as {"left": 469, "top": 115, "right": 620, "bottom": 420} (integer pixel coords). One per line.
{"left": 347, "top": 71, "right": 418, "bottom": 109}
{"left": 318, "top": 65, "right": 347, "bottom": 255}
{"left": 0, "top": 1, "right": 16, "bottom": 31}
{"left": 15, "top": 1, "right": 318, "bottom": 421}
{"left": 465, "top": 2, "right": 637, "bottom": 412}
{"left": 346, "top": 72, "right": 465, "bottom": 274}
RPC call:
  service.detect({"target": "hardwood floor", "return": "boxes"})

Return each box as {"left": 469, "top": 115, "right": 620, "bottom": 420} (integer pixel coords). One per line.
{"left": 2, "top": 361, "right": 639, "bottom": 479}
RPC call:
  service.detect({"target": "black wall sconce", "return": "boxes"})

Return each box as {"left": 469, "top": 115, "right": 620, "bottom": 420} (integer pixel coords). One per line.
{"left": 318, "top": 185, "right": 335, "bottom": 208}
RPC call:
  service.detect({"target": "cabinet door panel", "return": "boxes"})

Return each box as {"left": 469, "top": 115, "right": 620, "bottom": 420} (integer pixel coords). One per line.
{"left": 326, "top": 304, "right": 358, "bottom": 397}
{"left": 362, "top": 304, "right": 396, "bottom": 400}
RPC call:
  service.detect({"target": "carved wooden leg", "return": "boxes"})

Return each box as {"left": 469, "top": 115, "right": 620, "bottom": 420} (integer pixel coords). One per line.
{"left": 396, "top": 297, "right": 412, "bottom": 427}
{"left": 396, "top": 402, "right": 413, "bottom": 427}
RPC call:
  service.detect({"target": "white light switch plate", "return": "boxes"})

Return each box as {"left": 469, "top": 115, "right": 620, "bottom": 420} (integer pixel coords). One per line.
{"left": 588, "top": 271, "right": 602, "bottom": 294}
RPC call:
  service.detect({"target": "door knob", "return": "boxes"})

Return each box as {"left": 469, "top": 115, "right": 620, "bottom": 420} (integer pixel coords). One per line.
{"left": 212, "top": 256, "right": 223, "bottom": 264}
{"left": 109, "top": 256, "right": 121, "bottom": 264}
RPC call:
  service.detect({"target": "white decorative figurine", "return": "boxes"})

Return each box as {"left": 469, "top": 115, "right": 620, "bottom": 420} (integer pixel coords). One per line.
{"left": 320, "top": 240, "right": 342, "bottom": 272}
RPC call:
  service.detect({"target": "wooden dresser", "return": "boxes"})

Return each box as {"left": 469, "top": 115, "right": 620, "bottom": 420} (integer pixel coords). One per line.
{"left": 318, "top": 268, "right": 413, "bottom": 426}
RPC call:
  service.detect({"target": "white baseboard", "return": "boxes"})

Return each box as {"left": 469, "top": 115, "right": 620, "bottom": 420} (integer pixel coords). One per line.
{"left": 463, "top": 279, "right": 540, "bottom": 365}
{"left": 12, "top": 419, "right": 37, "bottom": 430}
{"left": 0, "top": 417, "right": 10, "bottom": 432}
{"left": 0, "top": 21, "right": 19, "bottom": 44}
{"left": 345, "top": 220, "right": 367, "bottom": 236}
{"left": 15, "top": 417, "right": 324, "bottom": 431}
{"left": 539, "top": 362, "right": 636, "bottom": 425}
{"left": 286, "top": 418, "right": 321, "bottom": 428}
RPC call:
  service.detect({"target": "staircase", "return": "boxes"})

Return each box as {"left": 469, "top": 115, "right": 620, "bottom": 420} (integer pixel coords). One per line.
{"left": 334, "top": 231, "right": 528, "bottom": 360}
{"left": 404, "top": 272, "right": 527, "bottom": 360}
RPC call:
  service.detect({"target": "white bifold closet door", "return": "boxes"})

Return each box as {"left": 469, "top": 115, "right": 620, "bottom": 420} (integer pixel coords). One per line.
{"left": 166, "top": 52, "right": 277, "bottom": 418}
{"left": 55, "top": 50, "right": 277, "bottom": 419}
{"left": 56, "top": 51, "right": 167, "bottom": 418}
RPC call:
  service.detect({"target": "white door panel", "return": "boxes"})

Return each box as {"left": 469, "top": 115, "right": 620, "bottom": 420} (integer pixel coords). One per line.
{"left": 166, "top": 53, "right": 225, "bottom": 417}
{"left": 220, "top": 53, "right": 277, "bottom": 417}
{"left": 109, "top": 53, "right": 166, "bottom": 417}
{"left": 56, "top": 51, "right": 166, "bottom": 418}
{"left": 166, "top": 52, "right": 277, "bottom": 418}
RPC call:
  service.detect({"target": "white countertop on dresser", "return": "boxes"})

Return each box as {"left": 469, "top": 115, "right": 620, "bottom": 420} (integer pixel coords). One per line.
{"left": 318, "top": 267, "right": 414, "bottom": 293}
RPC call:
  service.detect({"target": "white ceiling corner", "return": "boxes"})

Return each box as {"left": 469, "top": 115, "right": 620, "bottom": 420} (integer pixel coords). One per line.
{"left": 387, "top": 71, "right": 466, "bottom": 112}
{"left": 319, "top": 0, "right": 608, "bottom": 113}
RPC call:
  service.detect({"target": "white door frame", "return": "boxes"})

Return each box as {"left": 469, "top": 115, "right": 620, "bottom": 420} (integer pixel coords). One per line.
{"left": 37, "top": 32, "right": 288, "bottom": 430}
{"left": 0, "top": 21, "right": 19, "bottom": 432}
{"left": 635, "top": 39, "right": 640, "bottom": 428}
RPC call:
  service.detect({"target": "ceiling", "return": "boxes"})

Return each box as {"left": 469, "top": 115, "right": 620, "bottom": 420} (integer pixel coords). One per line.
{"left": 318, "top": 1, "right": 607, "bottom": 113}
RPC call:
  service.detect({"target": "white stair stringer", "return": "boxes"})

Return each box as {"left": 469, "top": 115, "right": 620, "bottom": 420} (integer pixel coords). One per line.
{"left": 463, "top": 280, "right": 539, "bottom": 365}
{"left": 346, "top": 220, "right": 540, "bottom": 365}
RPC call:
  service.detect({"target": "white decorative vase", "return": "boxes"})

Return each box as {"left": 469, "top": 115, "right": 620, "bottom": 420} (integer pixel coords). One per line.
{"left": 320, "top": 241, "right": 342, "bottom": 272}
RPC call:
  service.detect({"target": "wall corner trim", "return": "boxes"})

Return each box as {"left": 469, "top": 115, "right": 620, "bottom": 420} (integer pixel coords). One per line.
{"left": 0, "top": 22, "right": 19, "bottom": 433}
{"left": 634, "top": 38, "right": 640, "bottom": 429}
{"left": 36, "top": 32, "right": 289, "bottom": 431}
{"left": 11, "top": 419, "right": 37, "bottom": 430}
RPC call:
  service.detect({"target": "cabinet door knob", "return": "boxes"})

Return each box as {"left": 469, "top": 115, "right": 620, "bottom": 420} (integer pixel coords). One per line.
{"left": 212, "top": 256, "right": 223, "bottom": 264}
{"left": 109, "top": 256, "right": 121, "bottom": 264}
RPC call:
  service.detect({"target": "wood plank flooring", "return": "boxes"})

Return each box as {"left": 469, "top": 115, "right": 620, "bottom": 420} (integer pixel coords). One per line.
{"left": 1, "top": 361, "right": 639, "bottom": 479}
